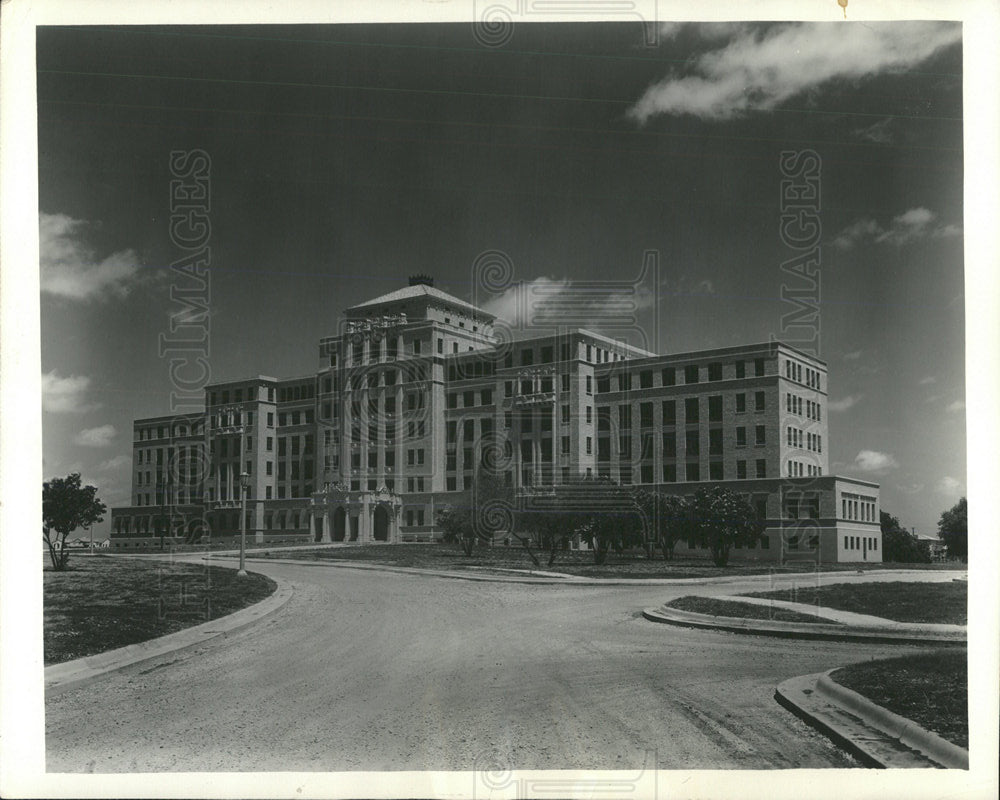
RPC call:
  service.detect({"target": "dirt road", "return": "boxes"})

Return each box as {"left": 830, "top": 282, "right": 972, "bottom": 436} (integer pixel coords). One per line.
{"left": 46, "top": 561, "right": 933, "bottom": 772}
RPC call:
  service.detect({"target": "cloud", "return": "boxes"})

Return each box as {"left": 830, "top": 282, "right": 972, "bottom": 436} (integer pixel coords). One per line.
{"left": 661, "top": 275, "right": 717, "bottom": 297}
{"left": 481, "top": 276, "right": 655, "bottom": 331}
{"left": 842, "top": 350, "right": 863, "bottom": 361}
{"left": 946, "top": 400, "right": 965, "bottom": 413}
{"left": 41, "top": 370, "right": 99, "bottom": 413}
{"left": 828, "top": 394, "right": 861, "bottom": 412}
{"left": 74, "top": 424, "right": 117, "bottom": 447}
{"left": 833, "top": 207, "right": 962, "bottom": 250}
{"left": 937, "top": 476, "right": 962, "bottom": 494}
{"left": 853, "top": 449, "right": 899, "bottom": 473}
{"left": 40, "top": 212, "right": 142, "bottom": 300}
{"left": 918, "top": 375, "right": 937, "bottom": 385}
{"left": 896, "top": 483, "right": 925, "bottom": 495}
{"left": 853, "top": 117, "right": 894, "bottom": 144}
{"left": 99, "top": 454, "right": 131, "bottom": 471}
{"left": 628, "top": 22, "right": 961, "bottom": 123}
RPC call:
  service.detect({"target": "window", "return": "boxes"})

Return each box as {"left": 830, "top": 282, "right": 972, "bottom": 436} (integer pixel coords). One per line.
{"left": 437, "top": 338, "right": 443, "bottom": 354}
{"left": 619, "top": 435, "right": 632, "bottom": 459}
{"left": 708, "top": 395, "right": 722, "bottom": 422}
{"left": 736, "top": 460, "right": 747, "bottom": 479}
{"left": 756, "top": 459, "right": 767, "bottom": 478}
{"left": 684, "top": 364, "right": 699, "bottom": 384}
{"left": 413, "top": 339, "right": 422, "bottom": 355}
{"left": 448, "top": 393, "right": 458, "bottom": 410}
{"left": 735, "top": 360, "right": 745, "bottom": 379}
{"left": 662, "top": 367, "right": 676, "bottom": 386}
{"left": 586, "top": 436, "right": 592, "bottom": 455}
{"left": 640, "top": 402, "right": 653, "bottom": 428}
{"left": 708, "top": 363, "right": 722, "bottom": 381}
{"left": 586, "top": 406, "right": 593, "bottom": 424}
{"left": 619, "top": 404, "right": 631, "bottom": 429}
{"left": 662, "top": 432, "right": 676, "bottom": 458}
{"left": 709, "top": 461, "right": 723, "bottom": 480}
{"left": 561, "top": 404, "right": 570, "bottom": 424}
{"left": 709, "top": 428, "right": 723, "bottom": 455}
{"left": 521, "top": 349, "right": 533, "bottom": 366}
{"left": 266, "top": 436, "right": 273, "bottom": 451}
{"left": 561, "top": 435, "right": 570, "bottom": 455}
{"left": 684, "top": 397, "right": 699, "bottom": 423}
{"left": 482, "top": 389, "right": 492, "bottom": 406}
{"left": 641, "top": 464, "right": 653, "bottom": 484}
{"left": 754, "top": 358, "right": 765, "bottom": 376}
{"left": 662, "top": 463, "right": 677, "bottom": 482}
{"left": 464, "top": 390, "right": 475, "bottom": 408}
{"left": 755, "top": 391, "right": 765, "bottom": 411}
{"left": 640, "top": 370, "right": 653, "bottom": 389}
{"left": 736, "top": 427, "right": 747, "bottom": 448}
{"left": 561, "top": 373, "right": 570, "bottom": 392}
{"left": 662, "top": 400, "right": 676, "bottom": 425}
{"left": 266, "top": 461, "right": 273, "bottom": 476}
{"left": 686, "top": 462, "right": 700, "bottom": 482}
{"left": 619, "top": 373, "right": 632, "bottom": 392}
{"left": 685, "top": 430, "right": 700, "bottom": 456}
{"left": 541, "top": 346, "right": 553, "bottom": 363}
{"left": 586, "top": 375, "right": 593, "bottom": 395}
{"left": 755, "top": 425, "right": 766, "bottom": 445}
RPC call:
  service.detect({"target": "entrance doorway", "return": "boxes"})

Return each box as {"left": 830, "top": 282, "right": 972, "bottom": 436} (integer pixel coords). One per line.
{"left": 373, "top": 505, "right": 390, "bottom": 542}
{"left": 333, "top": 506, "right": 346, "bottom": 542}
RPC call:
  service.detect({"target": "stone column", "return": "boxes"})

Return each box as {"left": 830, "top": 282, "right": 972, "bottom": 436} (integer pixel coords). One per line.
{"left": 322, "top": 508, "right": 332, "bottom": 543}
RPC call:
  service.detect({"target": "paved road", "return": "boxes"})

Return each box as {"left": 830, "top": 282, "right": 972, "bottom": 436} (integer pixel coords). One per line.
{"left": 46, "top": 561, "right": 943, "bottom": 772}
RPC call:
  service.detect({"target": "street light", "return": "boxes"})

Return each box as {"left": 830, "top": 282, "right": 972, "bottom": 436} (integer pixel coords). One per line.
{"left": 238, "top": 470, "right": 251, "bottom": 577}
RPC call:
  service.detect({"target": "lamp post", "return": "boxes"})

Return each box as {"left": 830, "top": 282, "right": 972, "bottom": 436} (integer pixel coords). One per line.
{"left": 238, "top": 470, "right": 250, "bottom": 577}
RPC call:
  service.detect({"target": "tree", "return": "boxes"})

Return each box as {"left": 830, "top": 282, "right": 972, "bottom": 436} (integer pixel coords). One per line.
{"left": 937, "top": 497, "right": 967, "bottom": 560}
{"left": 686, "top": 486, "right": 763, "bottom": 567}
{"left": 880, "top": 511, "right": 930, "bottom": 563}
{"left": 633, "top": 490, "right": 688, "bottom": 560}
{"left": 42, "top": 473, "right": 106, "bottom": 571}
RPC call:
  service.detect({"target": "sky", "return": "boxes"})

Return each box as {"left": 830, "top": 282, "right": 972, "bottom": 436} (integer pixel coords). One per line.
{"left": 36, "top": 21, "right": 966, "bottom": 540}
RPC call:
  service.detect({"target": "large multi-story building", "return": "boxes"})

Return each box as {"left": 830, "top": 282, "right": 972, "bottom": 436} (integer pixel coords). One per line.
{"left": 110, "top": 277, "right": 883, "bottom": 562}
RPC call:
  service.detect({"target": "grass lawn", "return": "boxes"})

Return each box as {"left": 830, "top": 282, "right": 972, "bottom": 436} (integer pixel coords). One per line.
{"left": 252, "top": 542, "right": 958, "bottom": 580}
{"left": 665, "top": 595, "right": 835, "bottom": 624}
{"left": 830, "top": 650, "right": 968, "bottom": 749}
{"left": 44, "top": 554, "right": 276, "bottom": 665}
{"left": 742, "top": 581, "right": 967, "bottom": 625}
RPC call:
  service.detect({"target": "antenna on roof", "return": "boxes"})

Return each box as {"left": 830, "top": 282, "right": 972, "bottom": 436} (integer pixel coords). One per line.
{"left": 408, "top": 274, "right": 434, "bottom": 287}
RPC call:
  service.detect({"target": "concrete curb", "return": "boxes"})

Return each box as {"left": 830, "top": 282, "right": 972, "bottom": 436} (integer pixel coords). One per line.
{"left": 45, "top": 573, "right": 294, "bottom": 696}
{"left": 641, "top": 605, "right": 966, "bottom": 645}
{"left": 775, "top": 670, "right": 968, "bottom": 769}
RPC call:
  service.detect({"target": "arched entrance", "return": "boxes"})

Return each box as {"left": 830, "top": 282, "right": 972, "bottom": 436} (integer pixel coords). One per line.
{"left": 333, "top": 506, "right": 346, "bottom": 542}
{"left": 373, "top": 505, "right": 390, "bottom": 542}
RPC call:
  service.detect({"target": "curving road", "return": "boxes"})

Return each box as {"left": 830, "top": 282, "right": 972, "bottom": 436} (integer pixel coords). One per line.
{"left": 46, "top": 560, "right": 952, "bottom": 772}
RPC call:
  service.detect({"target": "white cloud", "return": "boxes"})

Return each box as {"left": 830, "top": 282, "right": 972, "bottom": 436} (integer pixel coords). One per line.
{"left": 853, "top": 117, "right": 894, "bottom": 144}
{"left": 842, "top": 350, "right": 863, "bottom": 361}
{"left": 853, "top": 449, "right": 899, "bottom": 473}
{"left": 828, "top": 394, "right": 861, "bottom": 412}
{"left": 40, "top": 212, "right": 142, "bottom": 300}
{"left": 41, "top": 370, "right": 99, "bottom": 413}
{"left": 74, "top": 424, "right": 117, "bottom": 448}
{"left": 98, "top": 454, "right": 131, "bottom": 471}
{"left": 628, "top": 22, "right": 961, "bottom": 123}
{"left": 937, "top": 476, "right": 962, "bottom": 494}
{"left": 946, "top": 400, "right": 965, "bottom": 413}
{"left": 481, "top": 276, "right": 655, "bottom": 331}
{"left": 918, "top": 375, "right": 937, "bottom": 385}
{"left": 833, "top": 207, "right": 962, "bottom": 250}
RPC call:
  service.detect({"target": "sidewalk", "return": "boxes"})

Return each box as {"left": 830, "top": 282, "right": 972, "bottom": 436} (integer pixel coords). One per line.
{"left": 776, "top": 670, "right": 968, "bottom": 769}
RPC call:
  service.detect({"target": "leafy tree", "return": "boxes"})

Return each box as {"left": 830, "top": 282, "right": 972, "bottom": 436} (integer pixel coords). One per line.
{"left": 436, "top": 503, "right": 477, "bottom": 556}
{"left": 879, "top": 511, "right": 930, "bottom": 563}
{"left": 937, "top": 496, "right": 967, "bottom": 560}
{"left": 42, "top": 473, "right": 106, "bottom": 571}
{"left": 686, "top": 486, "right": 763, "bottom": 567}
{"left": 633, "top": 490, "right": 688, "bottom": 560}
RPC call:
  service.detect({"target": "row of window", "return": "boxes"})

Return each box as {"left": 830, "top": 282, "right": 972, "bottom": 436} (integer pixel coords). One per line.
{"left": 785, "top": 393, "right": 822, "bottom": 421}
{"left": 843, "top": 494, "right": 877, "bottom": 522}
{"left": 786, "top": 460, "right": 823, "bottom": 477}
{"left": 785, "top": 359, "right": 822, "bottom": 390}
{"left": 785, "top": 427, "right": 823, "bottom": 452}
{"left": 135, "top": 421, "right": 204, "bottom": 441}
{"left": 845, "top": 535, "right": 878, "bottom": 552}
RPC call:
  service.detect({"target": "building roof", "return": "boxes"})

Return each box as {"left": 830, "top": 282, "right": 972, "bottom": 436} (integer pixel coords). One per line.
{"left": 347, "top": 283, "right": 493, "bottom": 320}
